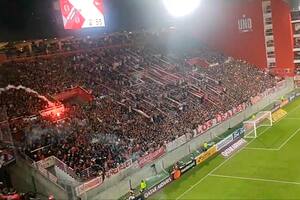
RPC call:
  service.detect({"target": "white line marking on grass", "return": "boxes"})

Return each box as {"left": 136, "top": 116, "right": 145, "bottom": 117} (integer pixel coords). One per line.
{"left": 176, "top": 103, "right": 300, "bottom": 200}
{"left": 278, "top": 127, "right": 300, "bottom": 150}
{"left": 209, "top": 174, "right": 300, "bottom": 186}
{"left": 285, "top": 118, "right": 300, "bottom": 120}
{"left": 244, "top": 147, "right": 278, "bottom": 151}
{"left": 285, "top": 104, "right": 300, "bottom": 116}
{"left": 245, "top": 127, "right": 300, "bottom": 151}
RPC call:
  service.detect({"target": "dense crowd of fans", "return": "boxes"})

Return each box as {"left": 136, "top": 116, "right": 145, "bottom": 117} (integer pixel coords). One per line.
{"left": 0, "top": 31, "right": 279, "bottom": 181}
{"left": 1, "top": 32, "right": 141, "bottom": 59}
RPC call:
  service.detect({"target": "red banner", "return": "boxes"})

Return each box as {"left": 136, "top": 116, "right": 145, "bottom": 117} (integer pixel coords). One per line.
{"left": 138, "top": 147, "right": 165, "bottom": 168}
{"left": 105, "top": 159, "right": 133, "bottom": 178}
{"left": 196, "top": 103, "right": 246, "bottom": 136}
{"left": 251, "top": 95, "right": 262, "bottom": 105}
{"left": 75, "top": 177, "right": 103, "bottom": 196}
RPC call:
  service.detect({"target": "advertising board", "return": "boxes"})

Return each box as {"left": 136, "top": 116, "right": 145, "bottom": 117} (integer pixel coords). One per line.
{"left": 143, "top": 176, "right": 173, "bottom": 198}
{"left": 195, "top": 146, "right": 217, "bottom": 165}
{"left": 221, "top": 138, "right": 247, "bottom": 158}
{"left": 179, "top": 160, "right": 196, "bottom": 174}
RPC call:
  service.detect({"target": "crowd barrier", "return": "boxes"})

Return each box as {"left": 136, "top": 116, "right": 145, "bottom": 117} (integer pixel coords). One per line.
{"left": 138, "top": 147, "right": 165, "bottom": 168}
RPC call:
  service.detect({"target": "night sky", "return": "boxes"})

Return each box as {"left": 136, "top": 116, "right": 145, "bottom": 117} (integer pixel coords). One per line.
{"left": 0, "top": 0, "right": 173, "bottom": 41}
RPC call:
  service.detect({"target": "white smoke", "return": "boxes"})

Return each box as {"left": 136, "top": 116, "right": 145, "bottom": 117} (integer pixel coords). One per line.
{"left": 0, "top": 85, "right": 54, "bottom": 107}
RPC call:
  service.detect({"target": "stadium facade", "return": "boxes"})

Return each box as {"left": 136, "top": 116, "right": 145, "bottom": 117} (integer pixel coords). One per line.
{"left": 193, "top": 0, "right": 294, "bottom": 77}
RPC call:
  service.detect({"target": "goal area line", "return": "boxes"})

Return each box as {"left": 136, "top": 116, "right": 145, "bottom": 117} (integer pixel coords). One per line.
{"left": 209, "top": 174, "right": 300, "bottom": 186}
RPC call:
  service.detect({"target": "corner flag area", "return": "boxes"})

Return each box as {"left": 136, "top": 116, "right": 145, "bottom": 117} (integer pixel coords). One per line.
{"left": 151, "top": 97, "right": 300, "bottom": 199}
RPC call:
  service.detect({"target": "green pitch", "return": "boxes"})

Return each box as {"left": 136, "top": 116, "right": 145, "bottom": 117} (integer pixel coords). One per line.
{"left": 151, "top": 97, "right": 300, "bottom": 200}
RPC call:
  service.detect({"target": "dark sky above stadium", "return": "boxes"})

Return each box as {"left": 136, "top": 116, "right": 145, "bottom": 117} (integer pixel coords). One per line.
{"left": 0, "top": 0, "right": 297, "bottom": 41}
{"left": 0, "top": 0, "right": 173, "bottom": 41}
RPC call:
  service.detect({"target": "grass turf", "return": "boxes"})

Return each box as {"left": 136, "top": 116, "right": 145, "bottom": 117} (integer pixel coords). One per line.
{"left": 150, "top": 97, "right": 300, "bottom": 200}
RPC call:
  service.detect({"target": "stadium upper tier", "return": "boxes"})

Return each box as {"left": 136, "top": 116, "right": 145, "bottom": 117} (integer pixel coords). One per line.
{"left": 0, "top": 31, "right": 279, "bottom": 181}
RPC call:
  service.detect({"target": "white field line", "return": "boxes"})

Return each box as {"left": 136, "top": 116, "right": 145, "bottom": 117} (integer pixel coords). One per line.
{"left": 244, "top": 127, "right": 300, "bottom": 151}
{"left": 278, "top": 127, "right": 300, "bottom": 150}
{"left": 285, "top": 118, "right": 300, "bottom": 119}
{"left": 209, "top": 174, "right": 300, "bottom": 186}
{"left": 244, "top": 147, "right": 278, "bottom": 151}
{"left": 176, "top": 104, "right": 300, "bottom": 200}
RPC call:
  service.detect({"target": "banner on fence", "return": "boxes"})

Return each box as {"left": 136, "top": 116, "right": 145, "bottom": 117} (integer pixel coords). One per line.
{"left": 138, "top": 147, "right": 165, "bottom": 168}
{"left": 196, "top": 103, "right": 246, "bottom": 136}
{"left": 196, "top": 119, "right": 215, "bottom": 136}
{"left": 251, "top": 81, "right": 285, "bottom": 105}
{"left": 76, "top": 176, "right": 103, "bottom": 196}
{"left": 166, "top": 135, "right": 187, "bottom": 152}
{"left": 106, "top": 159, "right": 133, "bottom": 178}
{"left": 251, "top": 95, "right": 262, "bottom": 105}
{"left": 195, "top": 145, "right": 217, "bottom": 165}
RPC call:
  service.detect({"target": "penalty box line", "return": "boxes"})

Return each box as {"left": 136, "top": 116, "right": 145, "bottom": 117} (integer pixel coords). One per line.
{"left": 285, "top": 117, "right": 300, "bottom": 119}
{"left": 245, "top": 127, "right": 300, "bottom": 151}
{"left": 209, "top": 174, "right": 300, "bottom": 186}
{"left": 175, "top": 104, "right": 300, "bottom": 200}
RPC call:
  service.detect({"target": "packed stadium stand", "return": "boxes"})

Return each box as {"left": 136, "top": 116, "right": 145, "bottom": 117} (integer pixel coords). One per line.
{"left": 0, "top": 31, "right": 280, "bottom": 184}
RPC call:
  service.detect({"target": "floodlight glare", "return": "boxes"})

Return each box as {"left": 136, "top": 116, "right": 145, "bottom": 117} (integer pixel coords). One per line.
{"left": 163, "top": 0, "right": 201, "bottom": 17}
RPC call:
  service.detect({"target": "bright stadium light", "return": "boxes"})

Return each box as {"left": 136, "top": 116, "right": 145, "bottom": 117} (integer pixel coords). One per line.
{"left": 163, "top": 0, "right": 201, "bottom": 17}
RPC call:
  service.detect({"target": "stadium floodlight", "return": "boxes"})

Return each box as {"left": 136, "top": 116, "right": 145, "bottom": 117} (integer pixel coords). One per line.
{"left": 243, "top": 111, "right": 272, "bottom": 138}
{"left": 163, "top": 0, "right": 201, "bottom": 17}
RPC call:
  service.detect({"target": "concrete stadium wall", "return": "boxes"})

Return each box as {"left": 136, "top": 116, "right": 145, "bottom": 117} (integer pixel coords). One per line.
{"left": 84, "top": 78, "right": 294, "bottom": 200}
{"left": 8, "top": 156, "right": 69, "bottom": 200}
